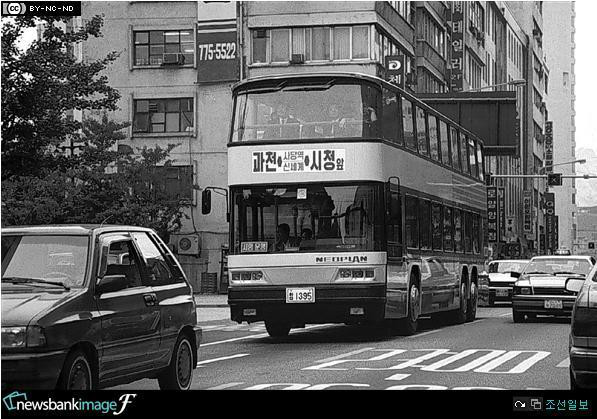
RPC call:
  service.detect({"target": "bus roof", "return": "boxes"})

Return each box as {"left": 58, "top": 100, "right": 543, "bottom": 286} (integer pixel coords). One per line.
{"left": 232, "top": 72, "right": 485, "bottom": 146}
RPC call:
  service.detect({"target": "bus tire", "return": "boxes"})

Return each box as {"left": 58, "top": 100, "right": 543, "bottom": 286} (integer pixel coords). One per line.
{"left": 265, "top": 321, "right": 291, "bottom": 338}
{"left": 399, "top": 280, "right": 420, "bottom": 335}
{"left": 466, "top": 280, "right": 478, "bottom": 322}
{"left": 449, "top": 281, "right": 468, "bottom": 324}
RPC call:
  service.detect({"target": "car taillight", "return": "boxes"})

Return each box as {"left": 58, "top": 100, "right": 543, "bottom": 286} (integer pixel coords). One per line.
{"left": 572, "top": 306, "right": 597, "bottom": 338}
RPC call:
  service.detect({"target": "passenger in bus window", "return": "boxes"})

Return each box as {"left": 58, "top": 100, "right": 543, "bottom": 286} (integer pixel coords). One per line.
{"left": 299, "top": 228, "right": 315, "bottom": 250}
{"left": 264, "top": 102, "right": 300, "bottom": 139}
{"left": 275, "top": 223, "right": 298, "bottom": 251}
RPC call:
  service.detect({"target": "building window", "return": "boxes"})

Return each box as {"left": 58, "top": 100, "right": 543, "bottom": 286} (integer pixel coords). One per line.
{"left": 153, "top": 165, "right": 193, "bottom": 202}
{"left": 133, "top": 98, "right": 194, "bottom": 133}
{"left": 388, "top": 1, "right": 413, "bottom": 25}
{"left": 134, "top": 30, "right": 194, "bottom": 66}
{"left": 468, "top": 1, "right": 485, "bottom": 33}
{"left": 251, "top": 26, "right": 370, "bottom": 64}
{"left": 418, "top": 10, "right": 445, "bottom": 58}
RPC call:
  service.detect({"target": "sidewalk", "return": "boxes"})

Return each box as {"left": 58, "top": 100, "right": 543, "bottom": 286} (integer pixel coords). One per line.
{"left": 194, "top": 293, "right": 228, "bottom": 308}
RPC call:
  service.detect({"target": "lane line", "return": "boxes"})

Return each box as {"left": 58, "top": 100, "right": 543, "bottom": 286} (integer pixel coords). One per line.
{"left": 315, "top": 348, "right": 376, "bottom": 364}
{"left": 407, "top": 329, "right": 441, "bottom": 339}
{"left": 196, "top": 353, "right": 250, "bottom": 367}
{"left": 500, "top": 313, "right": 512, "bottom": 317}
{"left": 202, "top": 323, "right": 334, "bottom": 346}
{"left": 385, "top": 373, "right": 411, "bottom": 381}
{"left": 557, "top": 358, "right": 570, "bottom": 368}
{"left": 206, "top": 382, "right": 245, "bottom": 390}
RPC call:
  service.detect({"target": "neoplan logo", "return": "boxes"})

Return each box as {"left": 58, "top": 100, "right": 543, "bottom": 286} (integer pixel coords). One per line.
{"left": 315, "top": 256, "right": 368, "bottom": 263}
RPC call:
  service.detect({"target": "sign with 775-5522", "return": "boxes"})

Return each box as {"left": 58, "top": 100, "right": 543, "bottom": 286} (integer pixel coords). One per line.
{"left": 196, "top": 23, "right": 239, "bottom": 83}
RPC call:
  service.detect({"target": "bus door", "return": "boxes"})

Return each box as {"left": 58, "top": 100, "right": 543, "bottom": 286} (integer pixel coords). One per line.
{"left": 384, "top": 180, "right": 408, "bottom": 318}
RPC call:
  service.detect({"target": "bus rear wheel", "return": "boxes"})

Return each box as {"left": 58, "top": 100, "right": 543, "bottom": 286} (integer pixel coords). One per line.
{"left": 265, "top": 321, "right": 291, "bottom": 338}
{"left": 449, "top": 282, "right": 468, "bottom": 324}
{"left": 399, "top": 281, "right": 420, "bottom": 335}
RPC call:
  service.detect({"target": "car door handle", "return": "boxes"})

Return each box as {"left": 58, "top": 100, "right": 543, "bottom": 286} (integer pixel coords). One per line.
{"left": 143, "top": 293, "right": 157, "bottom": 307}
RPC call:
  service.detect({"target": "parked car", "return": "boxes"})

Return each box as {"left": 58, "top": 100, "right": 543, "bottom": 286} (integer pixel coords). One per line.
{"left": 511, "top": 255, "right": 596, "bottom": 322}
{"left": 566, "top": 264, "right": 597, "bottom": 389}
{"left": 1, "top": 225, "right": 201, "bottom": 390}
{"left": 484, "top": 259, "right": 530, "bottom": 305}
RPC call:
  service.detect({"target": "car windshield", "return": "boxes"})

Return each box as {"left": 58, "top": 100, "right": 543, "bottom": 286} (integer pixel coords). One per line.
{"left": 489, "top": 261, "right": 528, "bottom": 274}
{"left": 231, "top": 79, "right": 381, "bottom": 142}
{"left": 522, "top": 258, "right": 593, "bottom": 277}
{"left": 232, "top": 183, "right": 384, "bottom": 254}
{"left": 1, "top": 235, "right": 89, "bottom": 288}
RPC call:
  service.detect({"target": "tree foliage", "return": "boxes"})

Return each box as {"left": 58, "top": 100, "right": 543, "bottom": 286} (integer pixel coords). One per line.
{"left": 1, "top": 16, "right": 187, "bottom": 239}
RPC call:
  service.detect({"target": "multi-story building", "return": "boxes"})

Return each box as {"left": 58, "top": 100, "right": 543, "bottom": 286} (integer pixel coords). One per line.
{"left": 80, "top": 1, "right": 235, "bottom": 290}
{"left": 508, "top": 1, "right": 549, "bottom": 254}
{"left": 544, "top": 1, "right": 577, "bottom": 251}
{"left": 574, "top": 207, "right": 597, "bottom": 257}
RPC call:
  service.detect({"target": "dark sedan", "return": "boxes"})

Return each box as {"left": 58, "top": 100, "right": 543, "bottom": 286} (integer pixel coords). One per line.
{"left": 566, "top": 264, "right": 597, "bottom": 390}
{"left": 1, "top": 225, "right": 201, "bottom": 390}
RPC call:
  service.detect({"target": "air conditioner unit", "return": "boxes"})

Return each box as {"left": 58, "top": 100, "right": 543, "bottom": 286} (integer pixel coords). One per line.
{"left": 162, "top": 53, "right": 185, "bottom": 66}
{"left": 290, "top": 54, "right": 305, "bottom": 64}
{"left": 172, "top": 234, "right": 201, "bottom": 256}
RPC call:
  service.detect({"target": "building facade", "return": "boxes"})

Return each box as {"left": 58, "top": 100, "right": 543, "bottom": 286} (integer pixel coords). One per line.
{"left": 544, "top": 1, "right": 577, "bottom": 251}
{"left": 73, "top": 1, "right": 570, "bottom": 291}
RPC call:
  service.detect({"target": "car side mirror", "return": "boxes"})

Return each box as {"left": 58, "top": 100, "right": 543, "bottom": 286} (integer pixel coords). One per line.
{"left": 510, "top": 272, "right": 521, "bottom": 279}
{"left": 96, "top": 275, "right": 128, "bottom": 294}
{"left": 565, "top": 277, "right": 585, "bottom": 294}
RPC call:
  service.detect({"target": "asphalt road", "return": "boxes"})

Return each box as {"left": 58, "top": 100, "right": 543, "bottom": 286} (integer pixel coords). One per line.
{"left": 113, "top": 304, "right": 572, "bottom": 390}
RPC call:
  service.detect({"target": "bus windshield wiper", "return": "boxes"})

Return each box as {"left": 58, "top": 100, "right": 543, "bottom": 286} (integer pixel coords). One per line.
{"left": 1, "top": 277, "right": 70, "bottom": 290}
{"left": 524, "top": 271, "right": 549, "bottom": 275}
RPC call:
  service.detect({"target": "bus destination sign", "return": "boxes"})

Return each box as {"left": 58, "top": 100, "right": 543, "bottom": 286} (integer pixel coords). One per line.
{"left": 252, "top": 149, "right": 346, "bottom": 174}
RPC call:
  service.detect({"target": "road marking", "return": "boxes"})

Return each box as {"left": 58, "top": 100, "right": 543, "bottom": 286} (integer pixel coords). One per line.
{"left": 202, "top": 324, "right": 334, "bottom": 346}
{"left": 474, "top": 351, "right": 550, "bottom": 374}
{"left": 206, "top": 382, "right": 245, "bottom": 390}
{"left": 196, "top": 353, "right": 249, "bottom": 367}
{"left": 421, "top": 350, "right": 506, "bottom": 372}
{"left": 315, "top": 348, "right": 376, "bottom": 364}
{"left": 407, "top": 329, "right": 441, "bottom": 339}
{"left": 500, "top": 313, "right": 512, "bottom": 317}
{"left": 244, "top": 383, "right": 311, "bottom": 390}
{"left": 385, "top": 373, "right": 411, "bottom": 381}
{"left": 557, "top": 358, "right": 570, "bottom": 368}
{"left": 306, "top": 383, "right": 370, "bottom": 390}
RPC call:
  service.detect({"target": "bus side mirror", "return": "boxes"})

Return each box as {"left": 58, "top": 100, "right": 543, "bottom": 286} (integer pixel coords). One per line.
{"left": 202, "top": 189, "right": 211, "bottom": 215}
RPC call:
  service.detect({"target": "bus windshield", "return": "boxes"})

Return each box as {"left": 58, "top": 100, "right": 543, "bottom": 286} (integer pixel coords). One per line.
{"left": 232, "top": 183, "right": 384, "bottom": 254}
{"left": 231, "top": 79, "right": 381, "bottom": 142}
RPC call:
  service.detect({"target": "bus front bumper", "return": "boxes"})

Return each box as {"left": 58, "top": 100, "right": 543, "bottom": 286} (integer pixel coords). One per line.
{"left": 228, "top": 284, "right": 386, "bottom": 324}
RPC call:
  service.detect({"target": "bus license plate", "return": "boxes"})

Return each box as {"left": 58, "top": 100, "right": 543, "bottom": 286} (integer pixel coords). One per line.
{"left": 286, "top": 288, "right": 315, "bottom": 303}
{"left": 544, "top": 300, "right": 563, "bottom": 309}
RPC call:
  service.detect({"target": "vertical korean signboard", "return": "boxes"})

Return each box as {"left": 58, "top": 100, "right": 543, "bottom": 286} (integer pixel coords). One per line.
{"left": 523, "top": 191, "right": 533, "bottom": 236}
{"left": 487, "top": 187, "right": 498, "bottom": 243}
{"left": 498, "top": 187, "right": 506, "bottom": 242}
{"left": 449, "top": 1, "right": 464, "bottom": 92}
{"left": 544, "top": 121, "right": 553, "bottom": 173}
{"left": 197, "top": 2, "right": 239, "bottom": 83}
{"left": 545, "top": 192, "right": 556, "bottom": 252}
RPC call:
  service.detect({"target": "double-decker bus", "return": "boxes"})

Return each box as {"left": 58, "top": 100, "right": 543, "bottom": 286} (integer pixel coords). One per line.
{"left": 218, "top": 72, "right": 487, "bottom": 338}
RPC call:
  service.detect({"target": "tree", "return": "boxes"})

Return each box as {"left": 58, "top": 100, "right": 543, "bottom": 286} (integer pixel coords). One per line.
{"left": 1, "top": 16, "right": 188, "bottom": 239}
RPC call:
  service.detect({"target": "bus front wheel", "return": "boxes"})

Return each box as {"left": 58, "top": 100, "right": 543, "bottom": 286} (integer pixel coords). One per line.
{"left": 265, "top": 321, "right": 291, "bottom": 338}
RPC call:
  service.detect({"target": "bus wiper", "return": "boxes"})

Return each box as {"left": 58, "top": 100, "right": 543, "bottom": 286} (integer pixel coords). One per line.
{"left": 524, "top": 271, "right": 549, "bottom": 275}
{"left": 240, "top": 82, "right": 287, "bottom": 94}
{"left": 1, "top": 277, "right": 70, "bottom": 290}
{"left": 282, "top": 80, "right": 336, "bottom": 92}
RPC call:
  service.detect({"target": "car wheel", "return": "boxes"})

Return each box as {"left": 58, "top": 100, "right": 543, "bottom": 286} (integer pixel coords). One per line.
{"left": 399, "top": 280, "right": 420, "bottom": 335}
{"left": 158, "top": 334, "right": 194, "bottom": 390}
{"left": 265, "top": 321, "right": 291, "bottom": 338}
{"left": 57, "top": 349, "right": 94, "bottom": 390}
{"left": 512, "top": 310, "right": 525, "bottom": 323}
{"left": 466, "top": 281, "right": 478, "bottom": 322}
